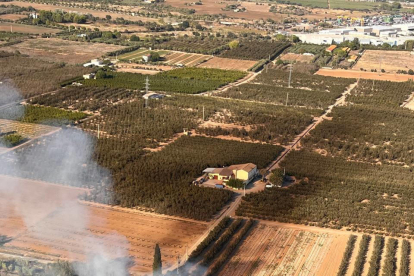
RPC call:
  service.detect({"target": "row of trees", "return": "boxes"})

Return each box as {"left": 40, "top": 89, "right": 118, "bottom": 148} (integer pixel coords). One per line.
{"left": 382, "top": 238, "right": 398, "bottom": 276}
{"left": 337, "top": 235, "right": 357, "bottom": 276}
{"left": 189, "top": 217, "right": 231, "bottom": 260}
{"left": 201, "top": 218, "right": 242, "bottom": 265}
{"left": 399, "top": 240, "right": 411, "bottom": 276}
{"left": 367, "top": 236, "right": 385, "bottom": 276}
{"left": 351, "top": 235, "right": 371, "bottom": 276}
{"left": 206, "top": 220, "right": 254, "bottom": 276}
{"left": 32, "top": 10, "right": 88, "bottom": 24}
{"left": 220, "top": 41, "right": 290, "bottom": 61}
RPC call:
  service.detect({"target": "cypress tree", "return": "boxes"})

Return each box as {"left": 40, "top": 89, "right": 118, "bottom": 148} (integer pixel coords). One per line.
{"left": 153, "top": 243, "right": 162, "bottom": 276}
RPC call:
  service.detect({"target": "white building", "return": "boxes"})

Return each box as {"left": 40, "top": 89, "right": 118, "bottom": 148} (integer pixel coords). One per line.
{"left": 83, "top": 73, "right": 96, "bottom": 80}
{"left": 83, "top": 59, "right": 105, "bottom": 67}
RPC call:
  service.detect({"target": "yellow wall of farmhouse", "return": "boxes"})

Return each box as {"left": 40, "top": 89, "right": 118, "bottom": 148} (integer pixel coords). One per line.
{"left": 234, "top": 170, "right": 249, "bottom": 181}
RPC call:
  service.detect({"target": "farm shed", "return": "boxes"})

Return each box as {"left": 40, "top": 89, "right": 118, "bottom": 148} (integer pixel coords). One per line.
{"left": 326, "top": 45, "right": 337, "bottom": 53}
{"left": 83, "top": 73, "right": 95, "bottom": 80}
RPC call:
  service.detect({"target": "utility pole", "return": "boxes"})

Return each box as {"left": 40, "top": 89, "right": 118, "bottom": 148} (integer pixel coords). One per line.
{"left": 145, "top": 76, "right": 149, "bottom": 108}
{"left": 202, "top": 105, "right": 205, "bottom": 121}
{"left": 286, "top": 91, "right": 289, "bottom": 106}
{"left": 97, "top": 124, "right": 100, "bottom": 139}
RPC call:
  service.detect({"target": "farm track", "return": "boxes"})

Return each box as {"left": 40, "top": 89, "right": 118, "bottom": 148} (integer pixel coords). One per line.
{"left": 266, "top": 81, "right": 358, "bottom": 172}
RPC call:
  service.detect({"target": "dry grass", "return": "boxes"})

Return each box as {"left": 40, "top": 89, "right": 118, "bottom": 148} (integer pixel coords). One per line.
{"left": 0, "top": 14, "right": 27, "bottom": 21}
{"left": 0, "top": 22, "right": 60, "bottom": 34}
{"left": 281, "top": 53, "right": 314, "bottom": 63}
{"left": 354, "top": 50, "right": 414, "bottom": 73}
{"left": 198, "top": 57, "right": 256, "bottom": 71}
{"left": 2, "top": 38, "right": 125, "bottom": 64}
{"left": 316, "top": 68, "right": 414, "bottom": 82}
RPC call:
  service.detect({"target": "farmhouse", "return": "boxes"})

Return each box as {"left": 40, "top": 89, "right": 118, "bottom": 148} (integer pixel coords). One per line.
{"left": 203, "top": 163, "right": 258, "bottom": 184}
{"left": 83, "top": 59, "right": 104, "bottom": 67}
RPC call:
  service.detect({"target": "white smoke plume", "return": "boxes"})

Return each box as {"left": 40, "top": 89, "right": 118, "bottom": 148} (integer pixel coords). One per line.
{"left": 0, "top": 83, "right": 131, "bottom": 275}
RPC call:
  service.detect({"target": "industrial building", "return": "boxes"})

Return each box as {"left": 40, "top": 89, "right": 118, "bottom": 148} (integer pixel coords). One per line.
{"left": 296, "top": 23, "right": 414, "bottom": 46}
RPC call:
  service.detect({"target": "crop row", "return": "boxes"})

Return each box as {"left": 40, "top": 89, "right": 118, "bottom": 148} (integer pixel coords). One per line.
{"left": 201, "top": 218, "right": 243, "bottom": 265}
{"left": 352, "top": 235, "right": 371, "bottom": 276}
{"left": 399, "top": 239, "right": 411, "bottom": 276}
{"left": 337, "top": 235, "right": 357, "bottom": 276}
{"left": 207, "top": 219, "right": 255, "bottom": 276}
{"left": 382, "top": 238, "right": 398, "bottom": 276}
{"left": 367, "top": 236, "right": 385, "bottom": 276}
{"left": 189, "top": 217, "right": 231, "bottom": 260}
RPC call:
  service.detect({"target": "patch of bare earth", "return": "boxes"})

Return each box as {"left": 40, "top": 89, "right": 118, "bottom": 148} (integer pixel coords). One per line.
{"left": 197, "top": 57, "right": 257, "bottom": 71}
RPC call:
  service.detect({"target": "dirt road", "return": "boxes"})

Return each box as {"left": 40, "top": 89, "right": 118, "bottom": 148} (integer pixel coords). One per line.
{"left": 266, "top": 81, "right": 358, "bottom": 171}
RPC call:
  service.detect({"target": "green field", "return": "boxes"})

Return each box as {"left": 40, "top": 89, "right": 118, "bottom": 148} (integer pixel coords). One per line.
{"left": 83, "top": 68, "right": 246, "bottom": 94}
{"left": 276, "top": 0, "right": 328, "bottom": 8}
{"left": 330, "top": 0, "right": 380, "bottom": 10}
{"left": 118, "top": 49, "right": 170, "bottom": 61}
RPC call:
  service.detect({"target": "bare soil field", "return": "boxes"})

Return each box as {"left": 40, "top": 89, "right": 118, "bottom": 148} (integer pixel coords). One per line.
{"left": 164, "top": 0, "right": 368, "bottom": 21}
{"left": 280, "top": 53, "right": 314, "bottom": 63}
{"left": 0, "top": 22, "right": 60, "bottom": 34}
{"left": 316, "top": 68, "right": 414, "bottom": 82}
{"left": 218, "top": 221, "right": 349, "bottom": 276}
{"left": 0, "top": 119, "right": 59, "bottom": 140}
{"left": 0, "top": 175, "right": 207, "bottom": 274}
{"left": 354, "top": 50, "right": 414, "bottom": 73}
{"left": 197, "top": 57, "right": 256, "bottom": 71}
{"left": 8, "top": 1, "right": 157, "bottom": 22}
{"left": 0, "top": 14, "right": 27, "bottom": 21}
{"left": 2, "top": 38, "right": 125, "bottom": 64}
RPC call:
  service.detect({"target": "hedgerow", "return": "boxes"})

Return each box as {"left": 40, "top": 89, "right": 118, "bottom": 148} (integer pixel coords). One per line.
{"left": 382, "top": 238, "right": 398, "bottom": 276}
{"left": 189, "top": 217, "right": 231, "bottom": 260}
{"left": 352, "top": 235, "right": 371, "bottom": 276}
{"left": 201, "top": 218, "right": 243, "bottom": 265}
{"left": 207, "top": 219, "right": 255, "bottom": 276}
{"left": 399, "top": 239, "right": 410, "bottom": 276}
{"left": 367, "top": 236, "right": 385, "bottom": 276}
{"left": 337, "top": 235, "right": 357, "bottom": 276}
